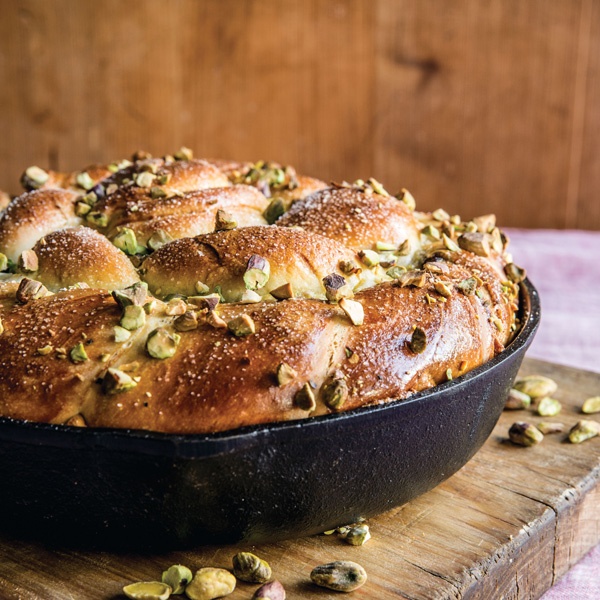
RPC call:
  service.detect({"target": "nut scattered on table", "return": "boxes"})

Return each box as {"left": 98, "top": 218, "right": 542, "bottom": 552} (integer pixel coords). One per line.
{"left": 513, "top": 375, "right": 557, "bottom": 399}
{"left": 252, "top": 580, "right": 286, "bottom": 600}
{"left": 232, "top": 551, "right": 272, "bottom": 583}
{"left": 162, "top": 564, "right": 193, "bottom": 595}
{"left": 582, "top": 396, "right": 600, "bottom": 415}
{"left": 568, "top": 420, "right": 600, "bottom": 444}
{"left": 504, "top": 388, "right": 531, "bottom": 410}
{"left": 508, "top": 422, "right": 544, "bottom": 447}
{"left": 536, "top": 397, "right": 561, "bottom": 417}
{"left": 123, "top": 581, "right": 172, "bottom": 600}
{"left": 310, "top": 560, "right": 367, "bottom": 592}
{"left": 536, "top": 422, "right": 565, "bottom": 435}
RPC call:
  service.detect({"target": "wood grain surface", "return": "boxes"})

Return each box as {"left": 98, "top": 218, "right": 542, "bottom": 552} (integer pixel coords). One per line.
{"left": 0, "top": 0, "right": 599, "bottom": 229}
{"left": 0, "top": 357, "right": 599, "bottom": 599}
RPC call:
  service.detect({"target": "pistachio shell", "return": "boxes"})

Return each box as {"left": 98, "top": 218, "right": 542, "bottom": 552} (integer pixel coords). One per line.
{"left": 185, "top": 568, "right": 236, "bottom": 600}
{"left": 123, "top": 581, "right": 172, "bottom": 600}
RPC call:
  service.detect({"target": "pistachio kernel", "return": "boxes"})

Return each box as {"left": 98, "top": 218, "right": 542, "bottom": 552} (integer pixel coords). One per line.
{"left": 112, "top": 282, "right": 149, "bottom": 308}
{"left": 123, "top": 581, "right": 172, "bottom": 600}
{"left": 185, "top": 568, "right": 236, "bottom": 600}
{"left": 175, "top": 310, "right": 199, "bottom": 332}
{"left": 135, "top": 171, "right": 156, "bottom": 188}
{"left": 537, "top": 397, "right": 561, "bottom": 417}
{"left": 148, "top": 229, "right": 174, "bottom": 251}
{"left": 374, "top": 241, "right": 396, "bottom": 252}
{"left": 263, "top": 198, "right": 285, "bottom": 224}
{"left": 194, "top": 281, "right": 210, "bottom": 295}
{"left": 114, "top": 325, "right": 132, "bottom": 343}
{"left": 339, "top": 298, "right": 364, "bottom": 326}
{"left": 252, "top": 580, "right": 286, "bottom": 600}
{"left": 75, "top": 201, "right": 92, "bottom": 217}
{"left": 504, "top": 388, "right": 531, "bottom": 410}
{"left": 0, "top": 253, "right": 8, "bottom": 272}
{"left": 240, "top": 289, "right": 262, "bottom": 303}
{"left": 206, "top": 310, "right": 228, "bottom": 329}
{"left": 323, "top": 273, "right": 353, "bottom": 303}
{"left": 396, "top": 188, "right": 416, "bottom": 211}
{"left": 321, "top": 375, "right": 349, "bottom": 410}
{"left": 162, "top": 564, "right": 193, "bottom": 595}
{"left": 513, "top": 375, "right": 558, "bottom": 399}
{"left": 490, "top": 227, "right": 504, "bottom": 253}
{"left": 102, "top": 368, "right": 138, "bottom": 394}
{"left": 457, "top": 277, "right": 478, "bottom": 296}
{"left": 86, "top": 211, "right": 108, "bottom": 228}
{"left": 582, "top": 397, "right": 600, "bottom": 414}
{"left": 112, "top": 228, "right": 140, "bottom": 255}
{"left": 18, "top": 249, "right": 39, "bottom": 272}
{"left": 70, "top": 342, "right": 89, "bottom": 363}
{"left": 75, "top": 171, "right": 95, "bottom": 191}
{"left": 432, "top": 208, "right": 450, "bottom": 222}
{"left": 442, "top": 233, "right": 461, "bottom": 252}
{"left": 146, "top": 328, "right": 181, "bottom": 359}
{"left": 120, "top": 305, "right": 146, "bottom": 331}
{"left": 232, "top": 551, "right": 272, "bottom": 584}
{"left": 310, "top": 561, "right": 367, "bottom": 593}
{"left": 64, "top": 414, "right": 87, "bottom": 427}
{"left": 398, "top": 270, "right": 427, "bottom": 288}
{"left": 173, "top": 146, "right": 193, "bottom": 161}
{"left": 244, "top": 254, "right": 270, "bottom": 290}
{"left": 568, "top": 420, "right": 600, "bottom": 444}
{"left": 0, "top": 317, "right": 4, "bottom": 335}
{"left": 358, "top": 249, "right": 380, "bottom": 267}
{"left": 409, "top": 327, "right": 427, "bottom": 354}
{"left": 473, "top": 213, "right": 496, "bottom": 233}
{"left": 396, "top": 239, "right": 411, "bottom": 256}
{"left": 22, "top": 165, "right": 49, "bottom": 189}
{"left": 276, "top": 362, "right": 297, "bottom": 386}
{"left": 421, "top": 224, "right": 441, "bottom": 240}
{"left": 504, "top": 263, "right": 527, "bottom": 284}
{"left": 188, "top": 294, "right": 220, "bottom": 311}
{"left": 458, "top": 232, "right": 491, "bottom": 257}
{"left": 386, "top": 265, "right": 407, "bottom": 280}
{"left": 214, "top": 209, "right": 237, "bottom": 231}
{"left": 344, "top": 524, "right": 371, "bottom": 546}
{"left": 270, "top": 283, "right": 294, "bottom": 300}
{"left": 227, "top": 314, "right": 256, "bottom": 337}
{"left": 509, "top": 422, "right": 544, "bottom": 446}
{"left": 165, "top": 298, "right": 187, "bottom": 316}
{"left": 36, "top": 344, "right": 53, "bottom": 355}
{"left": 434, "top": 281, "right": 452, "bottom": 298}
{"left": 16, "top": 278, "right": 49, "bottom": 303}
{"left": 537, "top": 422, "right": 565, "bottom": 435}
{"left": 294, "top": 383, "right": 316, "bottom": 412}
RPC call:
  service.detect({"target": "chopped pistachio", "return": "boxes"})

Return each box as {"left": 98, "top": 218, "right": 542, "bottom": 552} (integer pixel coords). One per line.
{"left": 339, "top": 298, "right": 364, "bottom": 326}
{"left": 490, "top": 315, "right": 504, "bottom": 332}
{"left": 457, "top": 277, "right": 478, "bottom": 296}
{"left": 409, "top": 327, "right": 427, "bottom": 354}
{"left": 386, "top": 265, "right": 407, "bottom": 280}
{"left": 509, "top": 422, "right": 544, "bottom": 446}
{"left": 458, "top": 232, "right": 490, "bottom": 256}
{"left": 0, "top": 253, "right": 7, "bottom": 272}
{"left": 425, "top": 293, "right": 437, "bottom": 305}
{"left": 537, "top": 397, "right": 561, "bottom": 417}
{"left": 434, "top": 281, "right": 452, "bottom": 298}
{"left": 146, "top": 328, "right": 181, "bottom": 359}
{"left": 490, "top": 227, "right": 504, "bottom": 253}
{"left": 162, "top": 564, "right": 192, "bottom": 595}
{"left": 263, "top": 198, "right": 285, "bottom": 224}
{"left": 568, "top": 420, "right": 600, "bottom": 444}
{"left": 321, "top": 375, "right": 348, "bottom": 410}
{"left": 240, "top": 289, "right": 262, "bottom": 303}
{"left": 323, "top": 273, "right": 353, "bottom": 303}
{"left": 358, "top": 249, "right": 380, "bottom": 267}
{"left": 397, "top": 188, "right": 416, "bottom": 211}
{"left": 75, "top": 201, "right": 92, "bottom": 217}
{"left": 227, "top": 314, "right": 256, "bottom": 337}
{"left": 514, "top": 375, "right": 557, "bottom": 399}
{"left": 252, "top": 581, "right": 286, "bottom": 600}
{"left": 188, "top": 293, "right": 220, "bottom": 311}
{"left": 18, "top": 249, "right": 38, "bottom": 272}
{"left": 16, "top": 278, "right": 49, "bottom": 303}
{"left": 22, "top": 165, "right": 49, "bottom": 189}
{"left": 442, "top": 233, "right": 461, "bottom": 252}
{"left": 123, "top": 581, "right": 171, "bottom": 600}
{"left": 70, "top": 342, "right": 89, "bottom": 363}
{"left": 310, "top": 561, "right": 367, "bottom": 593}
{"left": 64, "top": 414, "right": 87, "bottom": 427}
{"left": 432, "top": 208, "right": 450, "bottom": 222}
{"left": 86, "top": 211, "right": 108, "bottom": 228}
{"left": 175, "top": 310, "right": 199, "bottom": 332}
{"left": 194, "top": 281, "right": 210, "bottom": 295}
{"left": 375, "top": 241, "right": 397, "bottom": 252}
{"left": 112, "top": 282, "right": 149, "bottom": 308}
{"left": 75, "top": 171, "right": 95, "bottom": 191}
{"left": 423, "top": 261, "right": 449, "bottom": 275}
{"left": 277, "top": 362, "right": 297, "bottom": 386}
{"left": 149, "top": 186, "right": 167, "bottom": 199}
{"left": 338, "top": 259, "right": 360, "bottom": 275}
{"left": 185, "top": 568, "right": 235, "bottom": 600}
{"left": 395, "top": 239, "right": 411, "bottom": 256}
{"left": 473, "top": 214, "right": 496, "bottom": 233}
{"left": 421, "top": 224, "right": 441, "bottom": 240}
{"left": 232, "top": 552, "right": 272, "bottom": 584}
{"left": 144, "top": 300, "right": 158, "bottom": 314}
{"left": 344, "top": 524, "right": 371, "bottom": 546}
{"left": 120, "top": 305, "right": 146, "bottom": 331}
{"left": 537, "top": 422, "right": 565, "bottom": 435}
{"left": 114, "top": 325, "right": 132, "bottom": 343}
{"left": 244, "top": 255, "right": 270, "bottom": 290}
{"left": 102, "top": 367, "right": 138, "bottom": 394}
{"left": 206, "top": 310, "right": 227, "bottom": 329}
{"left": 112, "top": 228, "right": 140, "bottom": 255}
{"left": 214, "top": 209, "right": 237, "bottom": 231}
{"left": 148, "top": 229, "right": 173, "bottom": 251}
{"left": 135, "top": 171, "right": 156, "bottom": 188}
{"left": 504, "top": 263, "right": 527, "bottom": 284}
{"left": 173, "top": 146, "right": 193, "bottom": 161}
{"left": 157, "top": 173, "right": 172, "bottom": 185}
{"left": 270, "top": 282, "right": 294, "bottom": 300}
{"left": 37, "top": 344, "right": 53, "bottom": 355}
{"left": 294, "top": 382, "right": 316, "bottom": 411}
{"left": 165, "top": 298, "right": 187, "bottom": 316}
{"left": 446, "top": 368, "right": 453, "bottom": 381}
{"left": 398, "top": 270, "right": 427, "bottom": 288}
{"left": 504, "top": 388, "right": 531, "bottom": 410}
{"left": 345, "top": 347, "right": 360, "bottom": 364}
{"left": 582, "top": 397, "right": 600, "bottom": 414}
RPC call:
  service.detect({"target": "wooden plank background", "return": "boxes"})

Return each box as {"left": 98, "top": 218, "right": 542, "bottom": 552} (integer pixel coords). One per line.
{"left": 0, "top": 0, "right": 599, "bottom": 229}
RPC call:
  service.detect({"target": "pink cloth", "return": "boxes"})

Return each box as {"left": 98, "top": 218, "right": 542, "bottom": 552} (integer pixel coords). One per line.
{"left": 506, "top": 229, "right": 600, "bottom": 598}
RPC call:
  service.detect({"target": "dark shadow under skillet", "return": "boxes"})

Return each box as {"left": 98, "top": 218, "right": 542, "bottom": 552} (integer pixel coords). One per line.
{"left": 0, "top": 280, "right": 540, "bottom": 550}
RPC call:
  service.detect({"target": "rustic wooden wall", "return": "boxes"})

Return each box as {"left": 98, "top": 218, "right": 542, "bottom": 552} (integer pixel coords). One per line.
{"left": 0, "top": 0, "right": 598, "bottom": 229}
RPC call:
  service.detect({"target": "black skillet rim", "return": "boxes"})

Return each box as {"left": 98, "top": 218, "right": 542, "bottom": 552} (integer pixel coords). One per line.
{"left": 0, "top": 278, "right": 540, "bottom": 456}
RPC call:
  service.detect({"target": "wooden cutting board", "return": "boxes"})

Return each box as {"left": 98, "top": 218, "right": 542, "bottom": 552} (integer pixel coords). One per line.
{"left": 1, "top": 357, "right": 599, "bottom": 600}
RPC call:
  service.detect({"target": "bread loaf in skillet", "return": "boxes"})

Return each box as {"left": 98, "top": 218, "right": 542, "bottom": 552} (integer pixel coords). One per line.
{"left": 0, "top": 151, "right": 525, "bottom": 434}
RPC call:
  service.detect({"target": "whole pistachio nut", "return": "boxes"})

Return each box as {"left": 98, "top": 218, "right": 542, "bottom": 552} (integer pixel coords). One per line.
{"left": 123, "top": 581, "right": 172, "bottom": 600}
{"left": 537, "top": 397, "right": 562, "bottom": 417}
{"left": 513, "top": 375, "right": 558, "bottom": 399}
{"left": 146, "top": 328, "right": 181, "bottom": 359}
{"left": 244, "top": 255, "right": 271, "bottom": 290}
{"left": 162, "top": 564, "right": 193, "bottom": 595}
{"left": 121, "top": 305, "right": 147, "bottom": 331}
{"left": 252, "top": 580, "right": 286, "bottom": 600}
{"left": 537, "top": 422, "right": 565, "bottom": 435}
{"left": 310, "top": 561, "right": 367, "bottom": 593}
{"left": 344, "top": 523, "right": 371, "bottom": 546}
{"left": 582, "top": 397, "right": 600, "bottom": 414}
{"left": 509, "top": 422, "right": 544, "bottom": 447}
{"left": 185, "top": 567, "right": 236, "bottom": 600}
{"left": 232, "top": 551, "right": 272, "bottom": 583}
{"left": 504, "top": 388, "right": 532, "bottom": 410}
{"left": 568, "top": 420, "right": 600, "bottom": 444}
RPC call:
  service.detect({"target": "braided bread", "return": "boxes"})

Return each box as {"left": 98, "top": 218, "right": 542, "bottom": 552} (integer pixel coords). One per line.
{"left": 0, "top": 150, "right": 525, "bottom": 434}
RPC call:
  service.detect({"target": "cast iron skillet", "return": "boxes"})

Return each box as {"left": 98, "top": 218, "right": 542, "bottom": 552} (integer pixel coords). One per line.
{"left": 0, "top": 280, "right": 540, "bottom": 549}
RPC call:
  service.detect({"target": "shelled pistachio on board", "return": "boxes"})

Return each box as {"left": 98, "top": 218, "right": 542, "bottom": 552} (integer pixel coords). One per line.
{"left": 504, "top": 375, "right": 600, "bottom": 446}
{"left": 122, "top": 551, "right": 368, "bottom": 598}
{"left": 323, "top": 521, "right": 372, "bottom": 546}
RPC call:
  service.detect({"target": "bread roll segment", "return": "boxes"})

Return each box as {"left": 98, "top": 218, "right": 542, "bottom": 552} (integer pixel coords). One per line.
{"left": 0, "top": 150, "right": 522, "bottom": 434}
